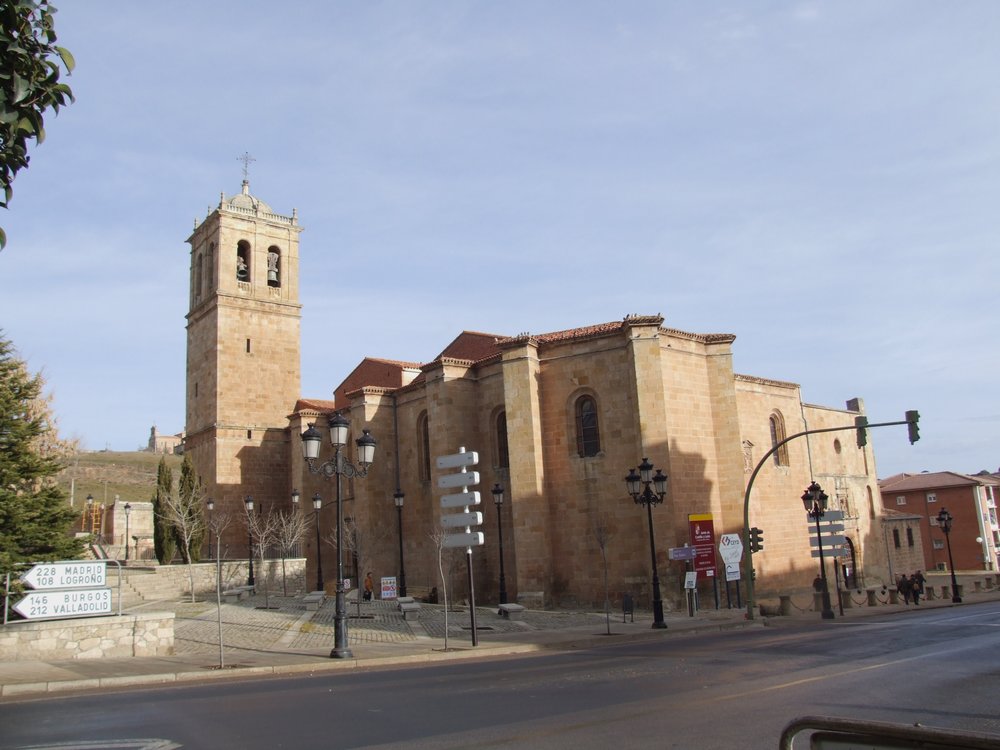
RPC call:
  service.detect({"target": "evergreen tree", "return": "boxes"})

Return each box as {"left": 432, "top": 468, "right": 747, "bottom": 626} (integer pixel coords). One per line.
{"left": 152, "top": 456, "right": 175, "bottom": 564}
{"left": 0, "top": 332, "right": 82, "bottom": 581}
{"left": 175, "top": 454, "right": 205, "bottom": 563}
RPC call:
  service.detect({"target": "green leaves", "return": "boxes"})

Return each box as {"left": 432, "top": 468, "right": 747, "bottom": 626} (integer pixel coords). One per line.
{"left": 0, "top": 1, "right": 75, "bottom": 250}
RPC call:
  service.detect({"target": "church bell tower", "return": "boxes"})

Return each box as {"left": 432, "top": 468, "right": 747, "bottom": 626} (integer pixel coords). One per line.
{"left": 184, "top": 177, "right": 302, "bottom": 520}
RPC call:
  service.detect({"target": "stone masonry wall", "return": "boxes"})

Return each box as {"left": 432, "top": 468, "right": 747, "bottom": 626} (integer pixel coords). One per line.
{"left": 0, "top": 612, "right": 174, "bottom": 661}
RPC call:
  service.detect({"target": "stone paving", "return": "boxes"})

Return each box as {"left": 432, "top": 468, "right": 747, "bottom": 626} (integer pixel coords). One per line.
{"left": 167, "top": 593, "right": 623, "bottom": 657}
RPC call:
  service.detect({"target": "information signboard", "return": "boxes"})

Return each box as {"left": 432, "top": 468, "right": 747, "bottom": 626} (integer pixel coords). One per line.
{"left": 688, "top": 513, "right": 717, "bottom": 575}
{"left": 381, "top": 576, "right": 398, "bottom": 600}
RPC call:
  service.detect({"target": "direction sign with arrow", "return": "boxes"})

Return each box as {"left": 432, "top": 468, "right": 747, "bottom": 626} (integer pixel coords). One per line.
{"left": 14, "top": 588, "right": 113, "bottom": 620}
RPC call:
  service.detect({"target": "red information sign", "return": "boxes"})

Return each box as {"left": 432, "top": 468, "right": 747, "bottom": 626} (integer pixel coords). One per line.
{"left": 688, "top": 513, "right": 717, "bottom": 576}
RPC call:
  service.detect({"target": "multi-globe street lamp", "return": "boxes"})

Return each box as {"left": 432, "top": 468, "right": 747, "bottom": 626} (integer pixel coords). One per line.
{"left": 123, "top": 503, "right": 132, "bottom": 561}
{"left": 936, "top": 507, "right": 962, "bottom": 603}
{"left": 394, "top": 489, "right": 407, "bottom": 598}
{"left": 491, "top": 483, "right": 508, "bottom": 605}
{"left": 244, "top": 495, "right": 255, "bottom": 587}
{"left": 301, "top": 412, "right": 376, "bottom": 659}
{"left": 802, "top": 481, "right": 835, "bottom": 620}
{"left": 625, "top": 458, "right": 668, "bottom": 629}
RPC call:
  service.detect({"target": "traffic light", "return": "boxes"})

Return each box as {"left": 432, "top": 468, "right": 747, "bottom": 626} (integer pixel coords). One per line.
{"left": 749, "top": 526, "right": 764, "bottom": 553}
{"left": 905, "top": 410, "right": 920, "bottom": 444}
{"left": 855, "top": 415, "right": 869, "bottom": 448}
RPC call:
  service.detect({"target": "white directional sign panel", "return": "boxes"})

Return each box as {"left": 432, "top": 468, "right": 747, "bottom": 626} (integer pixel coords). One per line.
{"left": 441, "top": 491, "right": 482, "bottom": 509}
{"left": 725, "top": 562, "right": 741, "bottom": 582}
{"left": 438, "top": 471, "right": 481, "bottom": 489}
{"left": 442, "top": 532, "right": 485, "bottom": 549}
{"left": 811, "top": 547, "right": 849, "bottom": 558}
{"left": 810, "top": 535, "right": 846, "bottom": 547}
{"left": 441, "top": 511, "right": 484, "bottom": 529}
{"left": 13, "top": 588, "right": 113, "bottom": 620}
{"left": 21, "top": 561, "right": 106, "bottom": 590}
{"left": 438, "top": 449, "right": 484, "bottom": 548}
{"left": 436, "top": 451, "right": 480, "bottom": 470}
{"left": 718, "top": 533, "right": 744, "bottom": 564}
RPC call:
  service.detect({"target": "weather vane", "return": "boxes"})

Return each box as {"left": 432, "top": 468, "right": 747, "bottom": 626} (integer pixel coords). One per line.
{"left": 237, "top": 151, "right": 256, "bottom": 181}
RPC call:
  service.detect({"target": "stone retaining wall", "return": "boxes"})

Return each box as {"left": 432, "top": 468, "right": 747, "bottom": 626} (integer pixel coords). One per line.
{"left": 0, "top": 611, "right": 174, "bottom": 661}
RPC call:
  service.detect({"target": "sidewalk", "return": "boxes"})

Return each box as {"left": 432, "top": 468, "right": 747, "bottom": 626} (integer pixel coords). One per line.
{"left": 2, "top": 587, "right": 997, "bottom": 699}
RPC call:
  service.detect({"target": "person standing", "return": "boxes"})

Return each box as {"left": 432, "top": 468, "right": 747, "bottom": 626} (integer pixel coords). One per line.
{"left": 898, "top": 573, "right": 912, "bottom": 605}
{"left": 912, "top": 570, "right": 926, "bottom": 605}
{"left": 363, "top": 571, "right": 374, "bottom": 602}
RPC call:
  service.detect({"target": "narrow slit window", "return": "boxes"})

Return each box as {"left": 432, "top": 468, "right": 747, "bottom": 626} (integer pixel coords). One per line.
{"left": 575, "top": 396, "right": 601, "bottom": 457}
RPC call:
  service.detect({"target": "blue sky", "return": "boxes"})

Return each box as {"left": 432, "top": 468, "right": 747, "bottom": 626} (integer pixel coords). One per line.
{"left": 1, "top": 2, "right": 997, "bottom": 478}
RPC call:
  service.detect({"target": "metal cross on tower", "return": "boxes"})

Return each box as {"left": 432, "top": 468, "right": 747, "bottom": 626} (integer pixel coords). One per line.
{"left": 237, "top": 151, "right": 256, "bottom": 181}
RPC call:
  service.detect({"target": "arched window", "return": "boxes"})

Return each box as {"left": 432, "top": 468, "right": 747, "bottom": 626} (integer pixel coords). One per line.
{"left": 417, "top": 411, "right": 431, "bottom": 481}
{"left": 267, "top": 245, "right": 281, "bottom": 287}
{"left": 194, "top": 253, "right": 203, "bottom": 300}
{"left": 575, "top": 395, "right": 601, "bottom": 457}
{"left": 769, "top": 412, "right": 789, "bottom": 466}
{"left": 207, "top": 242, "right": 215, "bottom": 290}
{"left": 495, "top": 410, "right": 509, "bottom": 469}
{"left": 236, "top": 240, "right": 251, "bottom": 282}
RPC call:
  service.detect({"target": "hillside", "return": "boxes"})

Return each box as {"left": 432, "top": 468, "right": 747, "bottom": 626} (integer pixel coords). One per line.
{"left": 57, "top": 451, "right": 183, "bottom": 508}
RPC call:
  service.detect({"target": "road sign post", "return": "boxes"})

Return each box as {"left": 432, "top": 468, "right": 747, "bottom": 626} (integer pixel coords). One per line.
{"left": 437, "top": 447, "right": 482, "bottom": 645}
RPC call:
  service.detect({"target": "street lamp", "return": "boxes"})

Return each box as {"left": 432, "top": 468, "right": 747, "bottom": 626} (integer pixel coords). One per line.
{"left": 244, "top": 495, "right": 255, "bottom": 587}
{"left": 312, "top": 493, "right": 325, "bottom": 592}
{"left": 394, "top": 489, "right": 407, "bottom": 598}
{"left": 123, "top": 503, "right": 132, "bottom": 561}
{"left": 936, "top": 508, "right": 962, "bottom": 603}
{"left": 625, "top": 458, "right": 668, "bottom": 629}
{"left": 492, "top": 483, "right": 508, "bottom": 605}
{"left": 85, "top": 494, "right": 94, "bottom": 534}
{"left": 206, "top": 498, "right": 215, "bottom": 560}
{"left": 802, "top": 481, "right": 835, "bottom": 620}
{"left": 301, "top": 412, "right": 376, "bottom": 659}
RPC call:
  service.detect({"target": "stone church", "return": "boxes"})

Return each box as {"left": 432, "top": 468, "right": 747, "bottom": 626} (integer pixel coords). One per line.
{"left": 184, "top": 181, "right": 891, "bottom": 611}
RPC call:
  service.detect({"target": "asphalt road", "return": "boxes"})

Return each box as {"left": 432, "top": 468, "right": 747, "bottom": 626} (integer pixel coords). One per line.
{"left": 2, "top": 602, "right": 999, "bottom": 750}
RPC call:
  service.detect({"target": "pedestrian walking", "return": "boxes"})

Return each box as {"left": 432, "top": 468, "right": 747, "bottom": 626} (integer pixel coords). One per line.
{"left": 898, "top": 573, "right": 912, "bottom": 605}
{"left": 912, "top": 570, "right": 925, "bottom": 605}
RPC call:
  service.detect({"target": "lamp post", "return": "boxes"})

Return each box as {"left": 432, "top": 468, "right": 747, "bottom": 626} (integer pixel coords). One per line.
{"left": 206, "top": 498, "right": 214, "bottom": 560}
{"left": 802, "top": 481, "right": 835, "bottom": 620}
{"left": 301, "top": 412, "right": 376, "bottom": 659}
{"left": 394, "top": 489, "right": 407, "bottom": 598}
{"left": 123, "top": 503, "right": 132, "bottom": 561}
{"left": 244, "top": 495, "right": 255, "bottom": 587}
{"left": 937, "top": 508, "right": 962, "bottom": 603}
{"left": 625, "top": 458, "right": 668, "bottom": 629}
{"left": 86, "top": 494, "right": 94, "bottom": 534}
{"left": 491, "top": 483, "right": 508, "bottom": 605}
{"left": 312, "top": 493, "right": 325, "bottom": 592}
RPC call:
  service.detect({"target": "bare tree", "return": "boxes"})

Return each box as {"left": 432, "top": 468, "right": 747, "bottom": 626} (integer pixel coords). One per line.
{"left": 332, "top": 515, "right": 392, "bottom": 616}
{"left": 207, "top": 510, "right": 235, "bottom": 669}
{"left": 245, "top": 503, "right": 280, "bottom": 609}
{"left": 156, "top": 485, "right": 207, "bottom": 602}
{"left": 592, "top": 510, "right": 617, "bottom": 635}
{"left": 430, "top": 528, "right": 451, "bottom": 651}
{"left": 275, "top": 508, "right": 309, "bottom": 596}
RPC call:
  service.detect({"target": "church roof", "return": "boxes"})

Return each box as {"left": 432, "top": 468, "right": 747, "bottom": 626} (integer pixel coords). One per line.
{"left": 222, "top": 180, "right": 273, "bottom": 214}
{"left": 435, "top": 331, "right": 505, "bottom": 363}
{"left": 319, "top": 315, "right": 738, "bottom": 406}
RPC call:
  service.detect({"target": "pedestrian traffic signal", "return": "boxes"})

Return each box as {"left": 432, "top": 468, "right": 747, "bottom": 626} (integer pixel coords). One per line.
{"left": 854, "top": 415, "right": 868, "bottom": 448}
{"left": 905, "top": 410, "right": 920, "bottom": 444}
{"left": 749, "top": 526, "right": 764, "bottom": 553}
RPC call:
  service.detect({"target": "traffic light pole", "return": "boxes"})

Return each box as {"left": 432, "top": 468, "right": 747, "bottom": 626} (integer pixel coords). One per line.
{"left": 743, "top": 413, "right": 918, "bottom": 621}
